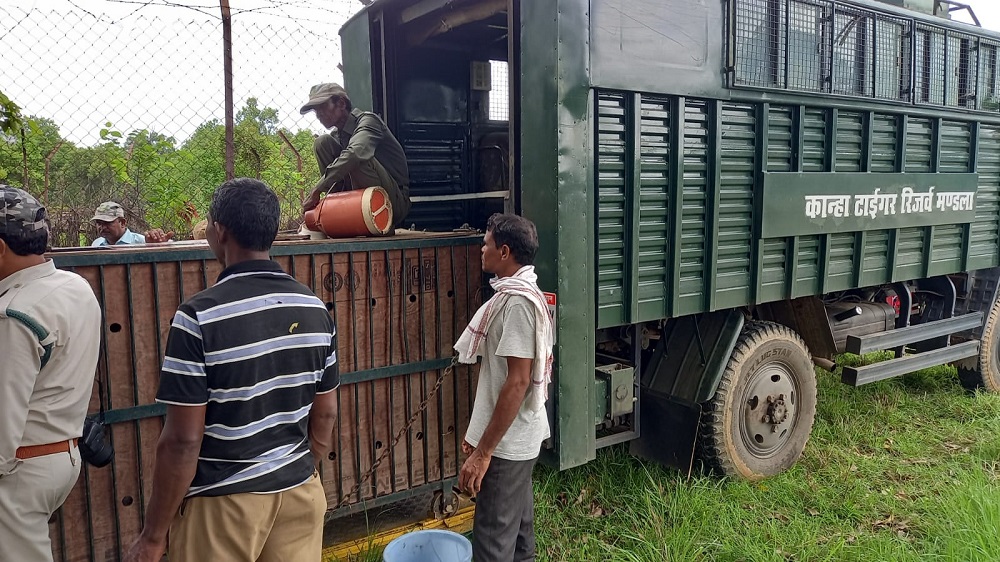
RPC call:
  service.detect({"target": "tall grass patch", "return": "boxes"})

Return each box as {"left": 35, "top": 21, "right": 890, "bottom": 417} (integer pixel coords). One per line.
{"left": 534, "top": 361, "right": 1000, "bottom": 561}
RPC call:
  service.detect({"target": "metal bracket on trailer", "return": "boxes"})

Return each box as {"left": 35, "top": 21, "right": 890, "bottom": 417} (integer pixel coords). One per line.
{"left": 841, "top": 311, "right": 984, "bottom": 386}
{"left": 842, "top": 340, "right": 980, "bottom": 386}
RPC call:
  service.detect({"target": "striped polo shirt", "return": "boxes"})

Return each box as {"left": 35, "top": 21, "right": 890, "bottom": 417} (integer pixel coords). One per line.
{"left": 156, "top": 260, "right": 338, "bottom": 497}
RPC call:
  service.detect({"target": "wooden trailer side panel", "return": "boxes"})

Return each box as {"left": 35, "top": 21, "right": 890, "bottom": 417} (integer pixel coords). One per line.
{"left": 49, "top": 236, "right": 482, "bottom": 562}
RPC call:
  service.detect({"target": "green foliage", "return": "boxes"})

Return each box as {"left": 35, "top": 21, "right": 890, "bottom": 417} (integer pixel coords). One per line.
{"left": 0, "top": 116, "right": 68, "bottom": 189}
{"left": 0, "top": 98, "right": 322, "bottom": 245}
{"left": 237, "top": 97, "right": 279, "bottom": 136}
{"left": 0, "top": 89, "right": 23, "bottom": 136}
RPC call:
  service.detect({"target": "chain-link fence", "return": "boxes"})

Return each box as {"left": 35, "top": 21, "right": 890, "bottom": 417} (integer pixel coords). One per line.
{"left": 1, "top": 0, "right": 358, "bottom": 246}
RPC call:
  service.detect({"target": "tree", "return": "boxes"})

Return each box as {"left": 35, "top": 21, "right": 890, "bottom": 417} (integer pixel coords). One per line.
{"left": 0, "top": 90, "right": 24, "bottom": 137}
{"left": 0, "top": 116, "right": 68, "bottom": 193}
{"left": 0, "top": 90, "right": 27, "bottom": 188}
{"left": 236, "top": 97, "right": 279, "bottom": 136}
{"left": 4, "top": 95, "right": 324, "bottom": 245}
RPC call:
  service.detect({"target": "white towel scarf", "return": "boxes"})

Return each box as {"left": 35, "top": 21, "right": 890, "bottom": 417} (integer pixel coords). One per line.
{"left": 453, "top": 265, "right": 554, "bottom": 412}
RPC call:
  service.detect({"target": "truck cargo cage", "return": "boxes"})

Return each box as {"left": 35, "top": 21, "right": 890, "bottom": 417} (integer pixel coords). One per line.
{"left": 729, "top": 0, "right": 1000, "bottom": 112}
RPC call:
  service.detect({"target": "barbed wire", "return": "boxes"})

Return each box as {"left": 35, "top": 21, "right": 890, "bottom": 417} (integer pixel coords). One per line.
{"left": 1, "top": 0, "right": 359, "bottom": 245}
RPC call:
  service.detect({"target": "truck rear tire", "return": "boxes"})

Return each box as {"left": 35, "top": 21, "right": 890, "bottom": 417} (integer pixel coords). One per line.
{"left": 957, "top": 296, "right": 1000, "bottom": 392}
{"left": 698, "top": 321, "right": 817, "bottom": 480}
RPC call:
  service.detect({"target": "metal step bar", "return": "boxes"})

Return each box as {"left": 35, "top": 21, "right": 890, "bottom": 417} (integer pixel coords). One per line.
{"left": 842, "top": 340, "right": 980, "bottom": 386}
{"left": 845, "top": 312, "right": 984, "bottom": 355}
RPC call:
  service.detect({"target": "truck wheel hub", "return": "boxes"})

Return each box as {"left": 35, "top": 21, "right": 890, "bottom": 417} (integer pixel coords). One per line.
{"left": 740, "top": 364, "right": 798, "bottom": 457}
{"left": 766, "top": 395, "right": 788, "bottom": 425}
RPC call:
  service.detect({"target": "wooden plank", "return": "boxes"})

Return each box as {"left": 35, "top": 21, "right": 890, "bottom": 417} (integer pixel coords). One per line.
{"left": 125, "top": 263, "right": 161, "bottom": 533}
{"left": 73, "top": 265, "right": 121, "bottom": 561}
{"left": 128, "top": 264, "right": 161, "bottom": 406}
{"left": 353, "top": 380, "right": 376, "bottom": 500}
{"left": 435, "top": 248, "right": 459, "bottom": 480}
{"left": 101, "top": 265, "right": 143, "bottom": 559}
{"left": 334, "top": 383, "right": 361, "bottom": 503}
{"left": 136, "top": 416, "right": 162, "bottom": 536}
{"left": 369, "top": 377, "right": 393, "bottom": 498}
{"left": 438, "top": 364, "right": 459, "bottom": 479}
{"left": 407, "top": 371, "right": 429, "bottom": 487}
{"left": 389, "top": 373, "right": 411, "bottom": 491}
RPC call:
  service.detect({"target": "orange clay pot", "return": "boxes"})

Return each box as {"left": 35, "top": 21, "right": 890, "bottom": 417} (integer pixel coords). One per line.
{"left": 304, "top": 186, "right": 394, "bottom": 237}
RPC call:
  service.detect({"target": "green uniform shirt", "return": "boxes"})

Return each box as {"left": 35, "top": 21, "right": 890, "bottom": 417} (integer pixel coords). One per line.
{"left": 327, "top": 108, "right": 409, "bottom": 188}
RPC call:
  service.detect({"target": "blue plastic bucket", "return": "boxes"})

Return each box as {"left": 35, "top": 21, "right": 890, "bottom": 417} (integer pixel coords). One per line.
{"left": 382, "top": 529, "right": 472, "bottom": 562}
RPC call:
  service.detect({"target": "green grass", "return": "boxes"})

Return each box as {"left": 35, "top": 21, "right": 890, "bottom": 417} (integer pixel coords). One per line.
{"left": 534, "top": 361, "right": 1000, "bottom": 561}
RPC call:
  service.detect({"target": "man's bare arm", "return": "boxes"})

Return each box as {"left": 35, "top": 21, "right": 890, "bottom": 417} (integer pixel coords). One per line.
{"left": 128, "top": 405, "right": 205, "bottom": 554}
{"left": 459, "top": 356, "right": 532, "bottom": 495}
{"left": 309, "top": 389, "right": 338, "bottom": 468}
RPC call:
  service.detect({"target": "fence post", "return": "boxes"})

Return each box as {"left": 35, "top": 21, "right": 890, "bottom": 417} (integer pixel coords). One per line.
{"left": 43, "top": 140, "right": 64, "bottom": 205}
{"left": 20, "top": 126, "right": 29, "bottom": 189}
{"left": 277, "top": 129, "right": 305, "bottom": 198}
{"left": 221, "top": 0, "right": 235, "bottom": 180}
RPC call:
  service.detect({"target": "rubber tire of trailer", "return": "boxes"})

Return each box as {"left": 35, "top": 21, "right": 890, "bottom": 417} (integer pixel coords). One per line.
{"left": 697, "top": 321, "right": 818, "bottom": 481}
{"left": 957, "top": 295, "right": 1000, "bottom": 392}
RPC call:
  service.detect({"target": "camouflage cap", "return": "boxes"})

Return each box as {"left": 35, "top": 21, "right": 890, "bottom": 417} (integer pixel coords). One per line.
{"left": 92, "top": 201, "right": 125, "bottom": 222}
{"left": 300, "top": 83, "right": 349, "bottom": 114}
{"left": 1, "top": 185, "right": 48, "bottom": 237}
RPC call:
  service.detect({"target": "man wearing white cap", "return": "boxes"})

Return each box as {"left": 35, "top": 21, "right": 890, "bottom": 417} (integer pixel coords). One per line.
{"left": 300, "top": 83, "right": 411, "bottom": 228}
{"left": 90, "top": 201, "right": 172, "bottom": 246}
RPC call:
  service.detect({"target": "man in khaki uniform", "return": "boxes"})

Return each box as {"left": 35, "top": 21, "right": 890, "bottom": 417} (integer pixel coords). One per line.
{"left": 0, "top": 185, "right": 101, "bottom": 561}
{"left": 300, "top": 83, "right": 412, "bottom": 227}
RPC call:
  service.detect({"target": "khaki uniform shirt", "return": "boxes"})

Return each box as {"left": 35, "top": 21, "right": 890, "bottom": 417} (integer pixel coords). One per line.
{"left": 0, "top": 261, "right": 101, "bottom": 475}
{"left": 328, "top": 108, "right": 410, "bottom": 188}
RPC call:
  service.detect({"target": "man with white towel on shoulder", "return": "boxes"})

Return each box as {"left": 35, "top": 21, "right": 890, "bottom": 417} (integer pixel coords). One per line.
{"left": 455, "top": 213, "right": 554, "bottom": 562}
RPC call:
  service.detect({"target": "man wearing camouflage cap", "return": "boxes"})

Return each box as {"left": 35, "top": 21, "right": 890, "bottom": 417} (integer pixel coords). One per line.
{"left": 91, "top": 201, "right": 172, "bottom": 246}
{"left": 0, "top": 186, "right": 101, "bottom": 561}
{"left": 300, "top": 83, "right": 412, "bottom": 228}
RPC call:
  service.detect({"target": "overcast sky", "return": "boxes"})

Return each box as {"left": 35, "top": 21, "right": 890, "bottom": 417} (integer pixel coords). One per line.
{"left": 2, "top": 0, "right": 1000, "bottom": 147}
{"left": 950, "top": 0, "right": 1000, "bottom": 28}
{"left": 2, "top": 0, "right": 358, "bottom": 145}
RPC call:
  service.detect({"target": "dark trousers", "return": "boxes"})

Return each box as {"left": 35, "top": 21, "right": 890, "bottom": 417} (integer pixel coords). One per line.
{"left": 313, "top": 134, "right": 411, "bottom": 228}
{"left": 473, "top": 455, "right": 538, "bottom": 562}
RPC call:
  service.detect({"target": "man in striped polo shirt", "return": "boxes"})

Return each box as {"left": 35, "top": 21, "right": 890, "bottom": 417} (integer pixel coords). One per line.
{"left": 124, "top": 178, "right": 339, "bottom": 562}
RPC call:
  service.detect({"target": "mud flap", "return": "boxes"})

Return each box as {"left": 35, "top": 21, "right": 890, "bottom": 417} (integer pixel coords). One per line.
{"left": 629, "top": 389, "right": 701, "bottom": 478}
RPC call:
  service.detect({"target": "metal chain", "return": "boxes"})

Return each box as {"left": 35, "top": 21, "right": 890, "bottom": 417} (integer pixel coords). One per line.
{"left": 333, "top": 357, "right": 459, "bottom": 510}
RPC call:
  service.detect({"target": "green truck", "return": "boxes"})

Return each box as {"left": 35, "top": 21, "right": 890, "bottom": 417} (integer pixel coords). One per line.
{"left": 40, "top": 2, "right": 1000, "bottom": 558}
{"left": 340, "top": 0, "right": 1000, "bottom": 480}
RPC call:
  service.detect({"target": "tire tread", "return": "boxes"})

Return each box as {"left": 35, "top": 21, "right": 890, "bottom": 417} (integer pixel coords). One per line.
{"left": 697, "top": 321, "right": 816, "bottom": 479}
